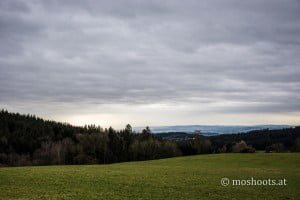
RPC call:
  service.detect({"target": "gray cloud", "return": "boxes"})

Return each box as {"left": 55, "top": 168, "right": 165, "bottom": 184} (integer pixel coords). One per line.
{"left": 0, "top": 0, "right": 300, "bottom": 126}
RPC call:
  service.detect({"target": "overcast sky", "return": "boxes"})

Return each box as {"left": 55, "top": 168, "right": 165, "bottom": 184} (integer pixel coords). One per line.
{"left": 1, "top": 0, "right": 300, "bottom": 128}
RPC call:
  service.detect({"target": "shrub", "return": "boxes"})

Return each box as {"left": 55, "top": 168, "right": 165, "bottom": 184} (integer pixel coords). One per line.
{"left": 232, "top": 140, "right": 256, "bottom": 153}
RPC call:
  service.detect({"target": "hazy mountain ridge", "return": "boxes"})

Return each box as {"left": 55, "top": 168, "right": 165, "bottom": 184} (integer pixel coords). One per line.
{"left": 134, "top": 125, "right": 292, "bottom": 135}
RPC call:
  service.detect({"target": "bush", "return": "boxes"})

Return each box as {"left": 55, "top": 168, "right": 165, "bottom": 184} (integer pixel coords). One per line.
{"left": 232, "top": 141, "right": 255, "bottom": 153}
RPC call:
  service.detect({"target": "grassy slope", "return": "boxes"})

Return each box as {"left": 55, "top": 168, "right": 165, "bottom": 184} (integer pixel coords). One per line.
{"left": 0, "top": 153, "right": 299, "bottom": 200}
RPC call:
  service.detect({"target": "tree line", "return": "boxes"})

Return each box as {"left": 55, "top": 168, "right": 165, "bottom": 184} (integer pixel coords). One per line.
{"left": 0, "top": 110, "right": 183, "bottom": 166}
{"left": 208, "top": 127, "right": 300, "bottom": 153}
{"left": 0, "top": 110, "right": 299, "bottom": 166}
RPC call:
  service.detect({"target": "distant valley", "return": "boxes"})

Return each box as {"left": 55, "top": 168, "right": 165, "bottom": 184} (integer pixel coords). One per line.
{"left": 134, "top": 125, "right": 292, "bottom": 136}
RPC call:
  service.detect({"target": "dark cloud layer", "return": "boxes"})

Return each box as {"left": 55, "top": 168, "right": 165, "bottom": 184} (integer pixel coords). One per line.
{"left": 0, "top": 0, "right": 300, "bottom": 126}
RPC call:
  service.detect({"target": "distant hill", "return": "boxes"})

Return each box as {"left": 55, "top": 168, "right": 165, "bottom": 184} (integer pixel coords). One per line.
{"left": 135, "top": 125, "right": 292, "bottom": 135}
{"left": 155, "top": 127, "right": 300, "bottom": 153}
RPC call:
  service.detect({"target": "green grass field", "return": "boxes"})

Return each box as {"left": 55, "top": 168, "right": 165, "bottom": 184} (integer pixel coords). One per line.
{"left": 0, "top": 153, "right": 299, "bottom": 200}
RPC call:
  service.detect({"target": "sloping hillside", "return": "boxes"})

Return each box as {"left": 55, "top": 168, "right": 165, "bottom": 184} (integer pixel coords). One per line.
{"left": 0, "top": 153, "right": 299, "bottom": 199}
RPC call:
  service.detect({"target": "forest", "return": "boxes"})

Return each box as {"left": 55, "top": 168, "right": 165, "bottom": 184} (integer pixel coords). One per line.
{"left": 0, "top": 109, "right": 299, "bottom": 166}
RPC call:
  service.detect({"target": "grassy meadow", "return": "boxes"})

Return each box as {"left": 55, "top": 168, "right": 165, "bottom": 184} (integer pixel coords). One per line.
{"left": 0, "top": 153, "right": 299, "bottom": 199}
